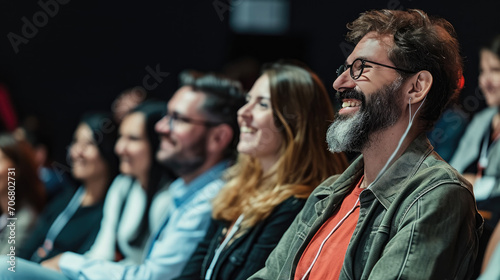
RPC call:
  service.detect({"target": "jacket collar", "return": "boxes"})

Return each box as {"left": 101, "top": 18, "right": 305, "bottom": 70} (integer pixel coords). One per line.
{"left": 314, "top": 134, "right": 433, "bottom": 210}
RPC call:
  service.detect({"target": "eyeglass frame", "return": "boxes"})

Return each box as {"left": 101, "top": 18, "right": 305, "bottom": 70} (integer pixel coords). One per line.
{"left": 336, "top": 58, "right": 417, "bottom": 80}
{"left": 162, "top": 111, "right": 222, "bottom": 130}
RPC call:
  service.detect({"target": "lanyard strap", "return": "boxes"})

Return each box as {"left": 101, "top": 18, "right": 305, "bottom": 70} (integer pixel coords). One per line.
{"left": 477, "top": 128, "right": 500, "bottom": 178}
{"left": 32, "top": 186, "right": 86, "bottom": 262}
{"left": 479, "top": 121, "right": 500, "bottom": 172}
{"left": 478, "top": 130, "right": 490, "bottom": 170}
{"left": 205, "top": 214, "right": 245, "bottom": 280}
{"left": 300, "top": 197, "right": 361, "bottom": 280}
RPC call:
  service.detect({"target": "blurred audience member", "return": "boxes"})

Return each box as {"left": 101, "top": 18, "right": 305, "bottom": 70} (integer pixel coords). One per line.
{"left": 18, "top": 112, "right": 119, "bottom": 262}
{"left": 0, "top": 133, "right": 45, "bottom": 254}
{"left": 427, "top": 103, "right": 468, "bottom": 162}
{"left": 0, "top": 71, "right": 245, "bottom": 280}
{"left": 176, "top": 61, "right": 348, "bottom": 280}
{"left": 479, "top": 221, "right": 500, "bottom": 279}
{"left": 450, "top": 34, "right": 500, "bottom": 230}
{"left": 111, "top": 86, "right": 148, "bottom": 124}
{"left": 15, "top": 115, "right": 73, "bottom": 201}
{"left": 82, "top": 100, "right": 174, "bottom": 264}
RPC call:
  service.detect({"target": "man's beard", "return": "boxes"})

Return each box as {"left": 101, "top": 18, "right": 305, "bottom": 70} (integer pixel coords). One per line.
{"left": 159, "top": 133, "right": 208, "bottom": 176}
{"left": 326, "top": 78, "right": 403, "bottom": 153}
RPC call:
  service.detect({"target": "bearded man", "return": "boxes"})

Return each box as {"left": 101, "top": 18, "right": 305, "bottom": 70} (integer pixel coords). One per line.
{"left": 250, "top": 9, "right": 483, "bottom": 280}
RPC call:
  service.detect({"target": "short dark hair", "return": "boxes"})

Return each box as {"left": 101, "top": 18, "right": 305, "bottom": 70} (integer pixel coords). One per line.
{"left": 346, "top": 9, "right": 463, "bottom": 130}
{"left": 179, "top": 70, "right": 246, "bottom": 160}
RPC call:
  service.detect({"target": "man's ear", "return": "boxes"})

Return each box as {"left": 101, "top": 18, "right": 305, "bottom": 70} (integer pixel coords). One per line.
{"left": 406, "top": 70, "right": 433, "bottom": 104}
{"left": 207, "top": 124, "right": 234, "bottom": 154}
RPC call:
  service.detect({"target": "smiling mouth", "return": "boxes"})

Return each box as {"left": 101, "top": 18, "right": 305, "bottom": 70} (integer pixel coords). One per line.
{"left": 342, "top": 99, "right": 361, "bottom": 108}
{"left": 240, "top": 126, "right": 256, "bottom": 133}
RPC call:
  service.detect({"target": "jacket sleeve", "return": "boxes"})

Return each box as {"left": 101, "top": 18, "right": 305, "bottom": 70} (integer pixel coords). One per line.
{"left": 366, "top": 183, "right": 480, "bottom": 280}
{"left": 233, "top": 198, "right": 306, "bottom": 280}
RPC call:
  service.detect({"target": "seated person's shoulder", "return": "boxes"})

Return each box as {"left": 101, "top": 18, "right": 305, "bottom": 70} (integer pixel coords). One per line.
{"left": 423, "top": 153, "right": 470, "bottom": 184}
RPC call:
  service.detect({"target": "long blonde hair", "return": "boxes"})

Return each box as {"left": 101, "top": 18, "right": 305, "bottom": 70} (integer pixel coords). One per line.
{"left": 212, "top": 62, "right": 348, "bottom": 229}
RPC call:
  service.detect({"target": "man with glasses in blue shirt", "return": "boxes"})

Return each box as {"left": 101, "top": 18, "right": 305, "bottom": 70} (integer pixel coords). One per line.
{"left": 0, "top": 71, "right": 245, "bottom": 280}
{"left": 250, "top": 9, "right": 482, "bottom": 280}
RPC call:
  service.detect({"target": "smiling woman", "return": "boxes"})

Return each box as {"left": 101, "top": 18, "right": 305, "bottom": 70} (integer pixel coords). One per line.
{"left": 17, "top": 112, "right": 119, "bottom": 262}
{"left": 70, "top": 123, "right": 112, "bottom": 186}
{"left": 450, "top": 34, "right": 500, "bottom": 230}
{"left": 80, "top": 100, "right": 176, "bottom": 265}
{"left": 115, "top": 112, "right": 151, "bottom": 187}
{"left": 237, "top": 74, "right": 282, "bottom": 170}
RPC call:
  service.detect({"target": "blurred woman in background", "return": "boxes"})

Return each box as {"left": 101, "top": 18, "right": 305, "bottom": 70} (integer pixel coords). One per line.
{"left": 452, "top": 34, "right": 500, "bottom": 280}
{"left": 177, "top": 61, "right": 348, "bottom": 280}
{"left": 0, "top": 133, "right": 46, "bottom": 254}
{"left": 58, "top": 100, "right": 175, "bottom": 267}
{"left": 450, "top": 34, "right": 500, "bottom": 230}
{"left": 19, "top": 112, "right": 119, "bottom": 262}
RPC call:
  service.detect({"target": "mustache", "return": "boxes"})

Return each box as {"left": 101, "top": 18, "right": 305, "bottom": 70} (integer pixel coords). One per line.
{"left": 335, "top": 89, "right": 366, "bottom": 103}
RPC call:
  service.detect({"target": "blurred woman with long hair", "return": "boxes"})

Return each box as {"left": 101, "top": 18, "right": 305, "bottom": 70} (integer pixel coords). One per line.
{"left": 18, "top": 112, "right": 119, "bottom": 262}
{"left": 0, "top": 133, "right": 46, "bottom": 254}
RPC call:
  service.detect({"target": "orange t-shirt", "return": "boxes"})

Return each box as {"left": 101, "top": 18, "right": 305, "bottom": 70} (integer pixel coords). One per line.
{"left": 294, "top": 177, "right": 364, "bottom": 280}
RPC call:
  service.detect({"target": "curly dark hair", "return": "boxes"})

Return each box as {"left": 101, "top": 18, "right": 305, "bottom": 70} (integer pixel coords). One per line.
{"left": 346, "top": 9, "right": 463, "bottom": 130}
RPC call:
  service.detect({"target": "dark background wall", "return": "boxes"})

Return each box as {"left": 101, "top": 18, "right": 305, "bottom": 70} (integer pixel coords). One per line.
{"left": 1, "top": 0, "right": 499, "bottom": 164}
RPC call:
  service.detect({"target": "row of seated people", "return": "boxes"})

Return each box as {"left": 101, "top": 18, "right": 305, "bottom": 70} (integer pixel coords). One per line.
{"left": 0, "top": 8, "right": 498, "bottom": 279}
{"left": 0, "top": 62, "right": 348, "bottom": 279}
{"left": 416, "top": 32, "right": 500, "bottom": 279}
{"left": 452, "top": 33, "right": 500, "bottom": 279}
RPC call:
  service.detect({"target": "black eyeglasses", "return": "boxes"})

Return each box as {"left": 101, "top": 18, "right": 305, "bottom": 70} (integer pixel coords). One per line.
{"left": 336, "top": 58, "right": 417, "bottom": 80}
{"left": 162, "top": 112, "right": 221, "bottom": 131}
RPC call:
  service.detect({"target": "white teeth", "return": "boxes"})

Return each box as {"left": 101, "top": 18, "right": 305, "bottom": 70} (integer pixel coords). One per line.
{"left": 241, "top": 126, "right": 254, "bottom": 133}
{"left": 342, "top": 101, "right": 361, "bottom": 108}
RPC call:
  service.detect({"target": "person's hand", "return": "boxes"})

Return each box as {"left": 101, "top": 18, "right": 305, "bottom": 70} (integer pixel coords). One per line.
{"left": 41, "top": 253, "right": 62, "bottom": 272}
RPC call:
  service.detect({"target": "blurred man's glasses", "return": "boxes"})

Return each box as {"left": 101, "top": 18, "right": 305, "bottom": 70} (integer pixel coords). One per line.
{"left": 162, "top": 112, "right": 221, "bottom": 131}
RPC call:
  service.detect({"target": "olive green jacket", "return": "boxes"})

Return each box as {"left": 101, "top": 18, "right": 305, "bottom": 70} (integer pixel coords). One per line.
{"left": 250, "top": 135, "right": 483, "bottom": 280}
